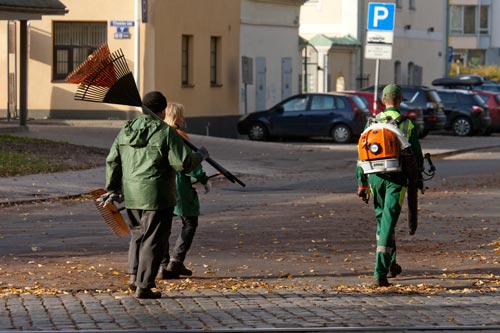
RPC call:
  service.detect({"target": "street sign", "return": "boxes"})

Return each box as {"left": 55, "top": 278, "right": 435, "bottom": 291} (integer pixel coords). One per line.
{"left": 366, "top": 30, "right": 394, "bottom": 44}
{"left": 365, "top": 44, "right": 392, "bottom": 60}
{"left": 367, "top": 3, "right": 396, "bottom": 31}
{"left": 114, "top": 26, "right": 131, "bottom": 39}
{"left": 365, "top": 2, "right": 395, "bottom": 60}
{"left": 110, "top": 21, "right": 134, "bottom": 27}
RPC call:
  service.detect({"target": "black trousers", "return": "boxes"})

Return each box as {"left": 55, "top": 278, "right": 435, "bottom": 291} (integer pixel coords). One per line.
{"left": 161, "top": 215, "right": 199, "bottom": 267}
{"left": 126, "top": 208, "right": 173, "bottom": 289}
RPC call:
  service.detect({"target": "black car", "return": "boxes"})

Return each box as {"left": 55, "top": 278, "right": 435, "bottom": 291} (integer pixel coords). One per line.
{"left": 237, "top": 93, "right": 369, "bottom": 143}
{"left": 362, "top": 85, "right": 446, "bottom": 137}
{"left": 436, "top": 89, "right": 492, "bottom": 136}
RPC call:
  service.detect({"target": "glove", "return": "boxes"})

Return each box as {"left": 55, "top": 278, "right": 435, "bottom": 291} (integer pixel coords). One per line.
{"left": 357, "top": 186, "right": 370, "bottom": 204}
{"left": 417, "top": 173, "right": 424, "bottom": 192}
{"left": 197, "top": 146, "right": 209, "bottom": 160}
{"left": 203, "top": 180, "right": 212, "bottom": 194}
{"left": 203, "top": 181, "right": 212, "bottom": 194}
{"left": 97, "top": 191, "right": 124, "bottom": 207}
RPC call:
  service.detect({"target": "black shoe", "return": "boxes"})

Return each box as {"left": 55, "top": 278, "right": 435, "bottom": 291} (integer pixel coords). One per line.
{"left": 128, "top": 274, "right": 137, "bottom": 291}
{"left": 167, "top": 261, "right": 193, "bottom": 276}
{"left": 135, "top": 287, "right": 162, "bottom": 299}
{"left": 373, "top": 277, "right": 391, "bottom": 287}
{"left": 159, "top": 269, "right": 180, "bottom": 280}
{"left": 387, "top": 263, "right": 402, "bottom": 278}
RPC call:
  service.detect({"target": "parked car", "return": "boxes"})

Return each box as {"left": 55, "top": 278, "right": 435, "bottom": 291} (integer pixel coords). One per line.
{"left": 475, "top": 90, "right": 500, "bottom": 133}
{"left": 432, "top": 74, "right": 500, "bottom": 93}
{"left": 237, "top": 93, "right": 369, "bottom": 143}
{"left": 362, "top": 85, "right": 446, "bottom": 137}
{"left": 343, "top": 90, "right": 426, "bottom": 138}
{"left": 436, "top": 89, "right": 491, "bottom": 136}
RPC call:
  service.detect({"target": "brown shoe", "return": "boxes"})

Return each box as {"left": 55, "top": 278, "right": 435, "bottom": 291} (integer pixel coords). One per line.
{"left": 128, "top": 274, "right": 137, "bottom": 291}
{"left": 135, "top": 287, "right": 162, "bottom": 299}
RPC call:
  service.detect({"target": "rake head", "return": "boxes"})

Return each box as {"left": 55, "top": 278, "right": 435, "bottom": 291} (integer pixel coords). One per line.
{"left": 67, "top": 43, "right": 142, "bottom": 107}
{"left": 90, "top": 189, "right": 130, "bottom": 238}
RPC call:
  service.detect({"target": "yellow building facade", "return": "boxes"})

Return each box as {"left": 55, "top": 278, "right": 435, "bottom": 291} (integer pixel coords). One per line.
{"left": 0, "top": 0, "right": 241, "bottom": 135}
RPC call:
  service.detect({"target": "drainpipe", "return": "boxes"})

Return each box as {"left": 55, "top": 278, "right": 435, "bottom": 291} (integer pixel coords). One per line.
{"left": 358, "top": 0, "right": 365, "bottom": 89}
{"left": 19, "top": 20, "right": 28, "bottom": 127}
{"left": 444, "top": 0, "right": 450, "bottom": 76}
{"left": 134, "top": 0, "right": 140, "bottom": 91}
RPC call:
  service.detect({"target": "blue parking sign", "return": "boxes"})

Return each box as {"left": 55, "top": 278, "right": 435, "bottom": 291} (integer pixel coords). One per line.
{"left": 367, "top": 3, "right": 395, "bottom": 31}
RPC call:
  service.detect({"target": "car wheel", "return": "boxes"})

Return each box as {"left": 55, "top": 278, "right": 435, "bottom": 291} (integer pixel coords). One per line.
{"left": 248, "top": 123, "right": 268, "bottom": 141}
{"left": 331, "top": 124, "right": 352, "bottom": 143}
{"left": 452, "top": 117, "right": 473, "bottom": 136}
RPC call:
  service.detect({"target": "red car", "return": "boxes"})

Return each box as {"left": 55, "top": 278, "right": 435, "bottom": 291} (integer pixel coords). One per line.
{"left": 475, "top": 90, "right": 500, "bottom": 133}
{"left": 342, "top": 90, "right": 426, "bottom": 138}
{"left": 343, "top": 90, "right": 384, "bottom": 115}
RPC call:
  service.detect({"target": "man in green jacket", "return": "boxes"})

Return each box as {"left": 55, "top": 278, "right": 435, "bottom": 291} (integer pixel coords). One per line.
{"left": 356, "top": 84, "right": 423, "bottom": 287}
{"left": 102, "top": 91, "right": 209, "bottom": 299}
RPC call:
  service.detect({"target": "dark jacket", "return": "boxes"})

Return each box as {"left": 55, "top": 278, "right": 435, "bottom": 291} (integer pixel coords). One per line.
{"left": 105, "top": 115, "right": 202, "bottom": 210}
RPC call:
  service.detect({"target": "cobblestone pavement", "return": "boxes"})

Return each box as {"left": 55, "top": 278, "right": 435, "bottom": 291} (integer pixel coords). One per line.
{"left": 1, "top": 289, "right": 500, "bottom": 332}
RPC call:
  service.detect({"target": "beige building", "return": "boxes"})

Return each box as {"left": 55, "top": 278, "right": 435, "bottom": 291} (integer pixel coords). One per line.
{"left": 299, "top": 0, "right": 449, "bottom": 91}
{"left": 1, "top": 0, "right": 306, "bottom": 137}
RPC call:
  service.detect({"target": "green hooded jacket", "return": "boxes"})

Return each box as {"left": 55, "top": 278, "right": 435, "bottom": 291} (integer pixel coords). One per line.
{"left": 105, "top": 115, "right": 202, "bottom": 210}
{"left": 174, "top": 164, "right": 208, "bottom": 217}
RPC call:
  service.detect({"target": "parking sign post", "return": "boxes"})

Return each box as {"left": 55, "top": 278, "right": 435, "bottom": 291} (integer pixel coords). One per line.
{"left": 366, "top": 2, "right": 395, "bottom": 113}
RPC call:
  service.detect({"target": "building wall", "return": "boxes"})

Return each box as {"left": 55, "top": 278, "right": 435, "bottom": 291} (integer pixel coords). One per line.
{"left": 144, "top": 0, "right": 240, "bottom": 122}
{"left": 361, "top": 0, "right": 447, "bottom": 87}
{"left": 299, "top": 0, "right": 358, "bottom": 39}
{"left": 0, "top": 0, "right": 137, "bottom": 119}
{"left": 239, "top": 0, "right": 304, "bottom": 114}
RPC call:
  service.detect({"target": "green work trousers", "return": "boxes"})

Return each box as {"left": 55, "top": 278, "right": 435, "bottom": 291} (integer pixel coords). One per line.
{"left": 369, "top": 174, "right": 406, "bottom": 279}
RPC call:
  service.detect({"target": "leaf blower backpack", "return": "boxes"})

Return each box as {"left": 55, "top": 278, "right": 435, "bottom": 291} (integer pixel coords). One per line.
{"left": 357, "top": 114, "right": 411, "bottom": 174}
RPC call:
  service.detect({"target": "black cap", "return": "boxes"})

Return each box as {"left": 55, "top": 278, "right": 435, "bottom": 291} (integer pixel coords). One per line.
{"left": 142, "top": 91, "right": 167, "bottom": 113}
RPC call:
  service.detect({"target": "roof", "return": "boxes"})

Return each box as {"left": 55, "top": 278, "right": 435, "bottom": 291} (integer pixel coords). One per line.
{"left": 0, "top": 0, "right": 68, "bottom": 20}
{"left": 308, "top": 34, "right": 361, "bottom": 48}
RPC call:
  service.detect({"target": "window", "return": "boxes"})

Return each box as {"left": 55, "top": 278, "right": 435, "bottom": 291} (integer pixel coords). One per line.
{"left": 463, "top": 6, "right": 476, "bottom": 34}
{"left": 311, "top": 95, "right": 334, "bottom": 110}
{"left": 52, "top": 21, "right": 107, "bottom": 81}
{"left": 409, "top": 0, "right": 415, "bottom": 10}
{"left": 407, "top": 62, "right": 414, "bottom": 85}
{"left": 394, "top": 61, "right": 401, "bottom": 84}
{"left": 282, "top": 96, "right": 308, "bottom": 112}
{"left": 182, "top": 35, "right": 194, "bottom": 86}
{"left": 396, "top": 0, "right": 402, "bottom": 9}
{"left": 480, "top": 6, "right": 489, "bottom": 35}
{"left": 450, "top": 5, "right": 478, "bottom": 35}
{"left": 210, "top": 36, "right": 222, "bottom": 86}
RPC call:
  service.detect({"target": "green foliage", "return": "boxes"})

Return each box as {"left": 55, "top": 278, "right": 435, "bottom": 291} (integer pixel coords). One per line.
{"left": 449, "top": 64, "right": 500, "bottom": 81}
